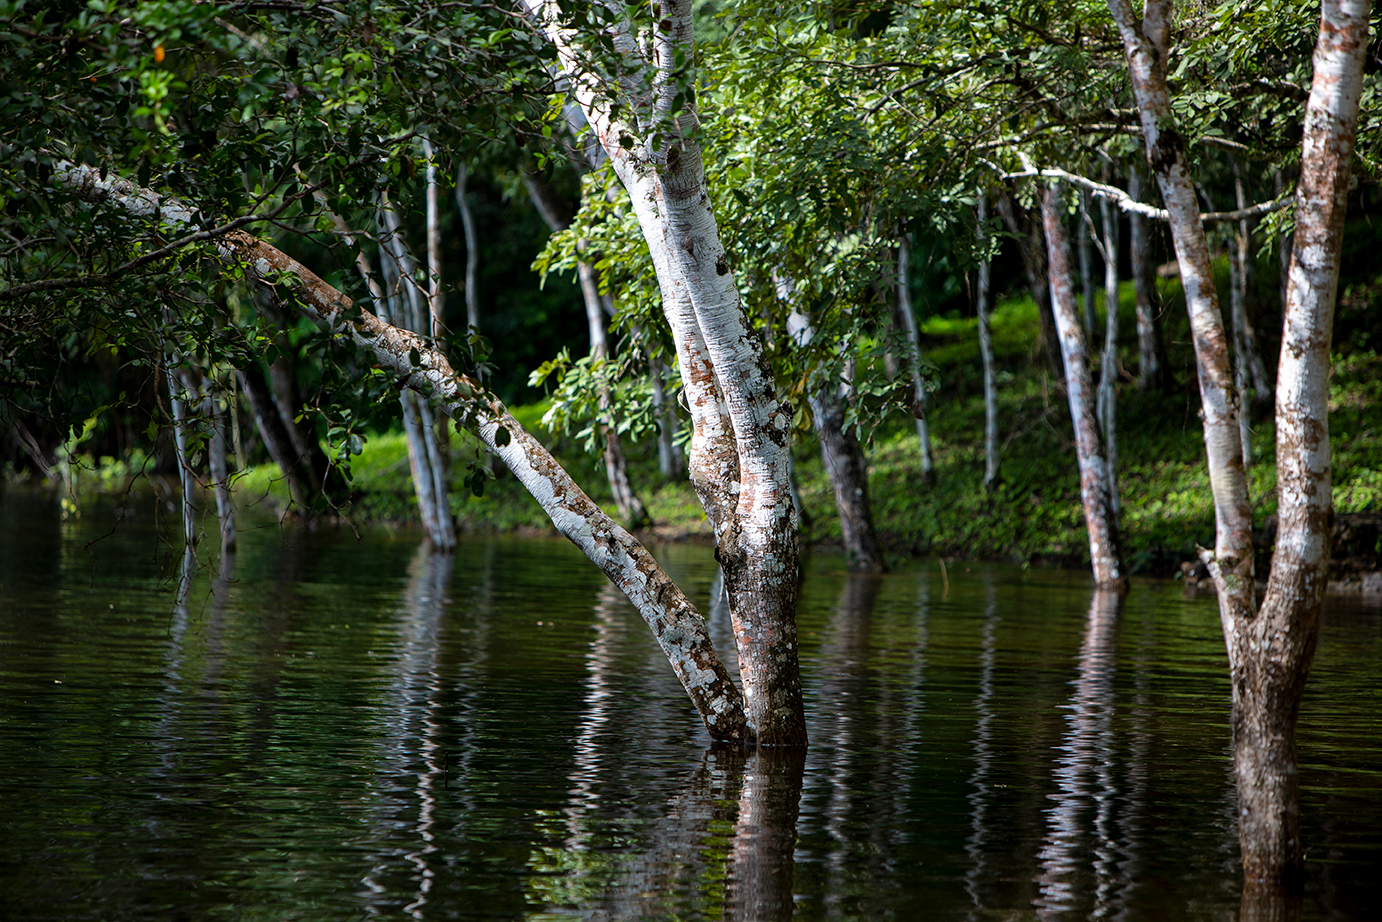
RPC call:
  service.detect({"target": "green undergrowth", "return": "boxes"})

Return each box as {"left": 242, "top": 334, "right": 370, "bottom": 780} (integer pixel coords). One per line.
{"left": 59, "top": 289, "right": 1380, "bottom": 578}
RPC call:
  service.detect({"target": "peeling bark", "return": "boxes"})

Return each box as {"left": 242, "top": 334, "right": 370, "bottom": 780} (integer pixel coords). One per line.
{"left": 521, "top": 0, "right": 806, "bottom": 743}
{"left": 1110, "top": 0, "right": 1369, "bottom": 884}
{"left": 1042, "top": 184, "right": 1126, "bottom": 590}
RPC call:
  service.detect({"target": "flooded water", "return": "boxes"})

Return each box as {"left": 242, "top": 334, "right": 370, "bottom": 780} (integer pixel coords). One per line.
{"left": 1, "top": 489, "right": 1379, "bottom": 920}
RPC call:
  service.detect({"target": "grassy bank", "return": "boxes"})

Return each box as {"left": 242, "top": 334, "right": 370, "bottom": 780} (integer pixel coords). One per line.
{"left": 225, "top": 290, "right": 1381, "bottom": 577}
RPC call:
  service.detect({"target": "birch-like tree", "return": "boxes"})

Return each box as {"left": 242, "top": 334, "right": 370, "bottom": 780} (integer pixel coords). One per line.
{"left": 1041, "top": 183, "right": 1127, "bottom": 590}
{"left": 1107, "top": 0, "right": 1370, "bottom": 884}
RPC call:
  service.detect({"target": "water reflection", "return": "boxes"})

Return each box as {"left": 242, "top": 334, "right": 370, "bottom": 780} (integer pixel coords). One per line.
{"left": 362, "top": 544, "right": 453, "bottom": 918}
{"left": 3, "top": 501, "right": 1380, "bottom": 922}
{"left": 1036, "top": 588, "right": 1123, "bottom": 919}
{"left": 965, "top": 583, "right": 1000, "bottom": 918}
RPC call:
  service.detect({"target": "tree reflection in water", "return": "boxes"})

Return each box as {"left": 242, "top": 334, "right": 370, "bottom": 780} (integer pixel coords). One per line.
{"left": 361, "top": 544, "right": 454, "bottom": 918}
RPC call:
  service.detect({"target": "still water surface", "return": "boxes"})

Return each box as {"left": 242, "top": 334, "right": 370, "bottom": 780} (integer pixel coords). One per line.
{"left": 1, "top": 491, "right": 1379, "bottom": 920}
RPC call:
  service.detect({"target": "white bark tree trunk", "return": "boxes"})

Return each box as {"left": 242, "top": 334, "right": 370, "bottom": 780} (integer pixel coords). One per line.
{"left": 376, "top": 200, "right": 457, "bottom": 551}
{"left": 1110, "top": 0, "right": 1369, "bottom": 884}
{"left": 522, "top": 0, "right": 806, "bottom": 742}
{"left": 1127, "top": 169, "right": 1161, "bottom": 391}
{"left": 1078, "top": 191, "right": 1098, "bottom": 338}
{"left": 52, "top": 159, "right": 755, "bottom": 743}
{"left": 896, "top": 233, "right": 936, "bottom": 481}
{"left": 1108, "top": 0, "right": 1255, "bottom": 610}
{"left": 1041, "top": 183, "right": 1127, "bottom": 590}
{"left": 455, "top": 163, "right": 480, "bottom": 335}
{"left": 976, "top": 197, "right": 1000, "bottom": 492}
{"left": 162, "top": 346, "right": 197, "bottom": 609}
{"left": 1096, "top": 192, "right": 1121, "bottom": 517}
{"left": 1231, "top": 158, "right": 1272, "bottom": 401}
{"left": 786, "top": 303, "right": 885, "bottom": 574}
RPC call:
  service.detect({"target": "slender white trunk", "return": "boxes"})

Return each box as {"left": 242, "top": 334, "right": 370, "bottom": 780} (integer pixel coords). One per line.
{"left": 162, "top": 347, "right": 197, "bottom": 608}
{"left": 422, "top": 138, "right": 446, "bottom": 341}
{"left": 1042, "top": 184, "right": 1126, "bottom": 590}
{"left": 648, "top": 349, "right": 684, "bottom": 479}
{"left": 525, "top": 176, "right": 651, "bottom": 528}
{"left": 1232, "top": 158, "right": 1272, "bottom": 400}
{"left": 1108, "top": 0, "right": 1254, "bottom": 606}
{"left": 1110, "top": 0, "right": 1370, "bottom": 884}
{"left": 455, "top": 163, "right": 480, "bottom": 335}
{"left": 1097, "top": 192, "right": 1121, "bottom": 517}
{"left": 896, "top": 234, "right": 935, "bottom": 480}
{"left": 376, "top": 200, "right": 456, "bottom": 550}
{"left": 1078, "top": 191, "right": 1098, "bottom": 338}
{"left": 1127, "top": 169, "right": 1160, "bottom": 391}
{"left": 976, "top": 198, "right": 1000, "bottom": 492}
{"left": 787, "top": 304, "right": 885, "bottom": 574}
{"left": 576, "top": 259, "right": 652, "bottom": 528}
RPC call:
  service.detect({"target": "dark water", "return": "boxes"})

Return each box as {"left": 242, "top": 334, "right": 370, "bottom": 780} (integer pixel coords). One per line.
{"left": 1, "top": 491, "right": 1379, "bottom": 920}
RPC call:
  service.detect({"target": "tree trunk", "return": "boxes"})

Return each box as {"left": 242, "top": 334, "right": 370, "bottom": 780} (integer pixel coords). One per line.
{"left": 376, "top": 202, "right": 457, "bottom": 550}
{"left": 1041, "top": 183, "right": 1126, "bottom": 590}
{"left": 577, "top": 259, "right": 652, "bottom": 529}
{"left": 422, "top": 138, "right": 447, "bottom": 342}
{"left": 557, "top": 0, "right": 805, "bottom": 742}
{"left": 1097, "top": 191, "right": 1121, "bottom": 517}
{"left": 976, "top": 196, "right": 1000, "bottom": 491}
{"left": 1109, "top": 0, "right": 1255, "bottom": 608}
{"left": 525, "top": 176, "right": 653, "bottom": 529}
{"left": 1110, "top": 0, "right": 1369, "bottom": 884}
{"left": 1232, "top": 157, "right": 1273, "bottom": 401}
{"left": 997, "top": 193, "right": 1064, "bottom": 379}
{"left": 455, "top": 162, "right": 480, "bottom": 335}
{"left": 896, "top": 233, "right": 936, "bottom": 481}
{"left": 1078, "top": 190, "right": 1098, "bottom": 338}
{"left": 1233, "top": 0, "right": 1366, "bottom": 886}
{"left": 786, "top": 296, "right": 886, "bottom": 574}
{"left": 235, "top": 363, "right": 316, "bottom": 512}
{"left": 162, "top": 347, "right": 197, "bottom": 609}
{"left": 648, "top": 348, "right": 685, "bottom": 479}
{"left": 1127, "top": 169, "right": 1161, "bottom": 391}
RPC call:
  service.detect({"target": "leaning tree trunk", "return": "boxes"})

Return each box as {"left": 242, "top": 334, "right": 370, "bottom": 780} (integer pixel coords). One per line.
{"left": 1110, "top": 0, "right": 1369, "bottom": 885}
{"left": 53, "top": 160, "right": 757, "bottom": 744}
{"left": 1041, "top": 183, "right": 1126, "bottom": 590}
{"left": 976, "top": 196, "right": 1000, "bottom": 492}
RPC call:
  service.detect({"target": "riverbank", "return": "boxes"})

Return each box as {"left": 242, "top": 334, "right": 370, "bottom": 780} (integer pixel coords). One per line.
{"left": 23, "top": 297, "right": 1380, "bottom": 582}
{"left": 232, "top": 300, "right": 1382, "bottom": 581}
